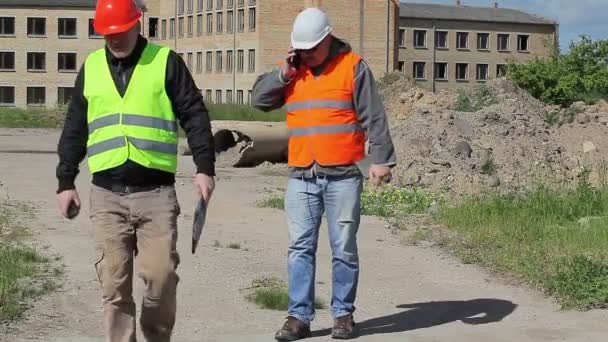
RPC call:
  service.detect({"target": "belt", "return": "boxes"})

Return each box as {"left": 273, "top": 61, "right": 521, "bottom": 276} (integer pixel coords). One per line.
{"left": 110, "top": 184, "right": 161, "bottom": 194}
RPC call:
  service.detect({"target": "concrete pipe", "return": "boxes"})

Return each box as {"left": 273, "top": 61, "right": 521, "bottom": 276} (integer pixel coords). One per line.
{"left": 181, "top": 121, "right": 289, "bottom": 168}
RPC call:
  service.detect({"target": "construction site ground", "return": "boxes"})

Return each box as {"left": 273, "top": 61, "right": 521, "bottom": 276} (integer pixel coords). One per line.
{"left": 1, "top": 128, "right": 607, "bottom": 342}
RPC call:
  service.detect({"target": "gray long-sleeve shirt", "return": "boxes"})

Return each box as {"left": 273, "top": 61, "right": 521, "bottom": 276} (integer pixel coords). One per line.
{"left": 251, "top": 37, "right": 396, "bottom": 178}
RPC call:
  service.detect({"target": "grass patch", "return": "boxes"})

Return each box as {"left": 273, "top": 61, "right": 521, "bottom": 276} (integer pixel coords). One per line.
{"left": 245, "top": 276, "right": 325, "bottom": 311}
{"left": 207, "top": 104, "right": 285, "bottom": 122}
{"left": 258, "top": 196, "right": 285, "bottom": 210}
{"left": 0, "top": 198, "right": 63, "bottom": 320}
{"left": 361, "top": 186, "right": 438, "bottom": 218}
{"left": 227, "top": 242, "right": 241, "bottom": 249}
{"left": 435, "top": 171, "right": 608, "bottom": 309}
{"left": 0, "top": 107, "right": 65, "bottom": 128}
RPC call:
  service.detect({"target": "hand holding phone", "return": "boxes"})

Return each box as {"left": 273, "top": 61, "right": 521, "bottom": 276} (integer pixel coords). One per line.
{"left": 283, "top": 48, "right": 299, "bottom": 80}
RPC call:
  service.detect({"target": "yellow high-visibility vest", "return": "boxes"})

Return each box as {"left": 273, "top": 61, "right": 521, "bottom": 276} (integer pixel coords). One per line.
{"left": 84, "top": 43, "right": 178, "bottom": 174}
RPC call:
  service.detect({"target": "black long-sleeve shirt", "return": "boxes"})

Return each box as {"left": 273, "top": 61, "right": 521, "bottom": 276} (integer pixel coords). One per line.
{"left": 56, "top": 35, "right": 215, "bottom": 193}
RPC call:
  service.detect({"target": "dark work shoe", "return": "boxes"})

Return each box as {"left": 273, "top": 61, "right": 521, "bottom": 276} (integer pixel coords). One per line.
{"left": 331, "top": 314, "right": 358, "bottom": 340}
{"left": 275, "top": 316, "right": 312, "bottom": 341}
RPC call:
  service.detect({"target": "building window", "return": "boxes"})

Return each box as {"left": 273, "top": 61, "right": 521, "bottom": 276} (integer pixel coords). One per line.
{"left": 398, "top": 29, "right": 405, "bottom": 47}
{"left": 249, "top": 8, "right": 256, "bottom": 31}
{"left": 434, "top": 63, "right": 448, "bottom": 80}
{"left": 27, "top": 18, "right": 46, "bottom": 36}
{"left": 435, "top": 31, "right": 448, "bottom": 49}
{"left": 206, "top": 51, "right": 212, "bottom": 72}
{"left": 187, "top": 52, "right": 193, "bottom": 70}
{"left": 188, "top": 0, "right": 194, "bottom": 13}
{"left": 0, "top": 51, "right": 15, "bottom": 71}
{"left": 196, "top": 52, "right": 203, "bottom": 73}
{"left": 238, "top": 0, "right": 245, "bottom": 7}
{"left": 27, "top": 52, "right": 46, "bottom": 71}
{"left": 413, "top": 62, "right": 425, "bottom": 79}
{"left": 477, "top": 64, "right": 489, "bottom": 81}
{"left": 477, "top": 33, "right": 489, "bottom": 50}
{"left": 207, "top": 13, "right": 213, "bottom": 34}
{"left": 455, "top": 63, "right": 468, "bottom": 80}
{"left": 227, "top": 10, "right": 234, "bottom": 33}
{"left": 237, "top": 49, "right": 244, "bottom": 72}
{"left": 217, "top": 12, "right": 223, "bottom": 33}
{"left": 497, "top": 64, "right": 507, "bottom": 78}
{"left": 397, "top": 61, "right": 404, "bottom": 72}
{"left": 216, "top": 51, "right": 223, "bottom": 71}
{"left": 226, "top": 89, "right": 233, "bottom": 103}
{"left": 0, "top": 86, "right": 15, "bottom": 106}
{"left": 215, "top": 89, "right": 222, "bottom": 103}
{"left": 217, "top": 0, "right": 224, "bottom": 9}
{"left": 207, "top": 0, "right": 213, "bottom": 11}
{"left": 248, "top": 49, "right": 255, "bottom": 72}
{"left": 197, "top": 14, "right": 203, "bottom": 36}
{"left": 205, "top": 89, "right": 212, "bottom": 102}
{"left": 178, "top": 0, "right": 185, "bottom": 14}
{"left": 237, "top": 90, "right": 244, "bottom": 104}
{"left": 170, "top": 18, "right": 176, "bottom": 38}
{"left": 148, "top": 18, "right": 159, "bottom": 39}
{"left": 456, "top": 32, "right": 468, "bottom": 49}
{"left": 518, "top": 35, "right": 530, "bottom": 52}
{"left": 27, "top": 87, "right": 45, "bottom": 106}
{"left": 186, "top": 16, "right": 193, "bottom": 36}
{"left": 161, "top": 19, "right": 167, "bottom": 39}
{"left": 237, "top": 9, "right": 245, "bottom": 32}
{"left": 498, "top": 34, "right": 510, "bottom": 51}
{"left": 58, "top": 18, "right": 77, "bottom": 37}
{"left": 227, "top": 0, "right": 234, "bottom": 8}
{"left": 88, "top": 19, "right": 102, "bottom": 38}
{"left": 414, "top": 30, "right": 426, "bottom": 48}
{"left": 58, "top": 53, "right": 76, "bottom": 72}
{"left": 178, "top": 17, "right": 184, "bottom": 37}
{"left": 248, "top": 0, "right": 256, "bottom": 5}
{"left": 57, "top": 87, "right": 74, "bottom": 106}
{"left": 0, "top": 17, "right": 15, "bottom": 36}
{"left": 198, "top": 0, "right": 204, "bottom": 12}
{"left": 226, "top": 50, "right": 233, "bottom": 72}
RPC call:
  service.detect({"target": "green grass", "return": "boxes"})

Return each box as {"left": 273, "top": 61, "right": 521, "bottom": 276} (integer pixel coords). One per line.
{"left": 0, "top": 198, "right": 63, "bottom": 320}
{"left": 0, "top": 107, "right": 65, "bottom": 128}
{"left": 258, "top": 196, "right": 285, "bottom": 210}
{"left": 245, "top": 276, "right": 325, "bottom": 311}
{"left": 435, "top": 171, "right": 608, "bottom": 309}
{"left": 207, "top": 104, "right": 285, "bottom": 122}
{"left": 361, "top": 186, "right": 438, "bottom": 218}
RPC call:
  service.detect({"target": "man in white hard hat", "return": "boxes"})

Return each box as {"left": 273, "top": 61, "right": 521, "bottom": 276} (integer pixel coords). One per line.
{"left": 252, "top": 7, "right": 396, "bottom": 341}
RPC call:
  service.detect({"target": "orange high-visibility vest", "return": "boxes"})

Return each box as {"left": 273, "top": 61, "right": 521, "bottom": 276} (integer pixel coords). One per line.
{"left": 284, "top": 51, "right": 365, "bottom": 168}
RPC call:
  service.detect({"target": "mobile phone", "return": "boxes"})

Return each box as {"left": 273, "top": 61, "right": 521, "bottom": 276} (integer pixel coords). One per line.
{"left": 67, "top": 200, "right": 80, "bottom": 220}
{"left": 289, "top": 53, "right": 301, "bottom": 68}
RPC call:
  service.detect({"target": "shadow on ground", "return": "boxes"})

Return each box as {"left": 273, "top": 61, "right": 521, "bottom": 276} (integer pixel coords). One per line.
{"left": 313, "top": 298, "right": 518, "bottom": 337}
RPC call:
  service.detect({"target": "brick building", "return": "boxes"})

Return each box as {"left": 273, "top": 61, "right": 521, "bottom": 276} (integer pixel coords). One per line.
{"left": 397, "top": 1, "right": 558, "bottom": 91}
{"left": 147, "top": 0, "right": 399, "bottom": 104}
{"left": 0, "top": 0, "right": 103, "bottom": 108}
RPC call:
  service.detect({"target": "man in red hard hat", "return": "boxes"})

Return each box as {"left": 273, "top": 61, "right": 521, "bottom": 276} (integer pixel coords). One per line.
{"left": 55, "top": 0, "right": 216, "bottom": 340}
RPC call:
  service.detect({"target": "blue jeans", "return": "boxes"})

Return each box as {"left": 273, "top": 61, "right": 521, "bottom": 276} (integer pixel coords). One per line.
{"left": 285, "top": 175, "right": 363, "bottom": 323}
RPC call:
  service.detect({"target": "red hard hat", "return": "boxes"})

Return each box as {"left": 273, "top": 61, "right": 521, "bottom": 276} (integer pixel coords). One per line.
{"left": 94, "top": 0, "right": 142, "bottom": 35}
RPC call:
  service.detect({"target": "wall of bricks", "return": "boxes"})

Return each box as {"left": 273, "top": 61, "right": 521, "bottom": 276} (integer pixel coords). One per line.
{"left": 0, "top": 7, "right": 103, "bottom": 108}
{"left": 259, "top": 0, "right": 398, "bottom": 79}
{"left": 397, "top": 18, "right": 557, "bottom": 91}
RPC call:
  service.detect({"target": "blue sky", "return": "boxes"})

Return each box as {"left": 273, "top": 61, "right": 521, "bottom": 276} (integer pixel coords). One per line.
{"left": 402, "top": 0, "right": 607, "bottom": 50}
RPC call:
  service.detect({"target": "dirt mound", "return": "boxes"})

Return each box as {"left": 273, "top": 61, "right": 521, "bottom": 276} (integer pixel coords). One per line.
{"left": 386, "top": 79, "right": 607, "bottom": 199}
{"left": 380, "top": 75, "right": 456, "bottom": 119}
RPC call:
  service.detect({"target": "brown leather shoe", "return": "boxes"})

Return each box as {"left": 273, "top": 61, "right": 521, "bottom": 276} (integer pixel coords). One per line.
{"left": 275, "top": 316, "right": 312, "bottom": 341}
{"left": 331, "top": 314, "right": 358, "bottom": 339}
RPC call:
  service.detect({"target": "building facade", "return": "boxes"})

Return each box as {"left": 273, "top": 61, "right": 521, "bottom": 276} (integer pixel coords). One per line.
{"left": 0, "top": 0, "right": 103, "bottom": 108}
{"left": 397, "top": 2, "right": 558, "bottom": 92}
{"left": 148, "top": 0, "right": 398, "bottom": 105}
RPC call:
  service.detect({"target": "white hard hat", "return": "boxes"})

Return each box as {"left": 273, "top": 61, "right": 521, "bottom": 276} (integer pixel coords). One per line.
{"left": 291, "top": 7, "right": 332, "bottom": 50}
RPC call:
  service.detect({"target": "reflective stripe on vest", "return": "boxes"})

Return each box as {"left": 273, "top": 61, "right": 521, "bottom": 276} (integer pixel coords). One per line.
{"left": 284, "top": 51, "right": 365, "bottom": 167}
{"left": 84, "top": 43, "right": 178, "bottom": 174}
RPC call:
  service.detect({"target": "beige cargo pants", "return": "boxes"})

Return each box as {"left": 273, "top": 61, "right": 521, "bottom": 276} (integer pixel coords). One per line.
{"left": 90, "top": 184, "right": 181, "bottom": 342}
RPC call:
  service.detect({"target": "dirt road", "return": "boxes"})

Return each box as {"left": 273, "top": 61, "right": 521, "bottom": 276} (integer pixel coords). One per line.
{"left": 1, "top": 128, "right": 607, "bottom": 342}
